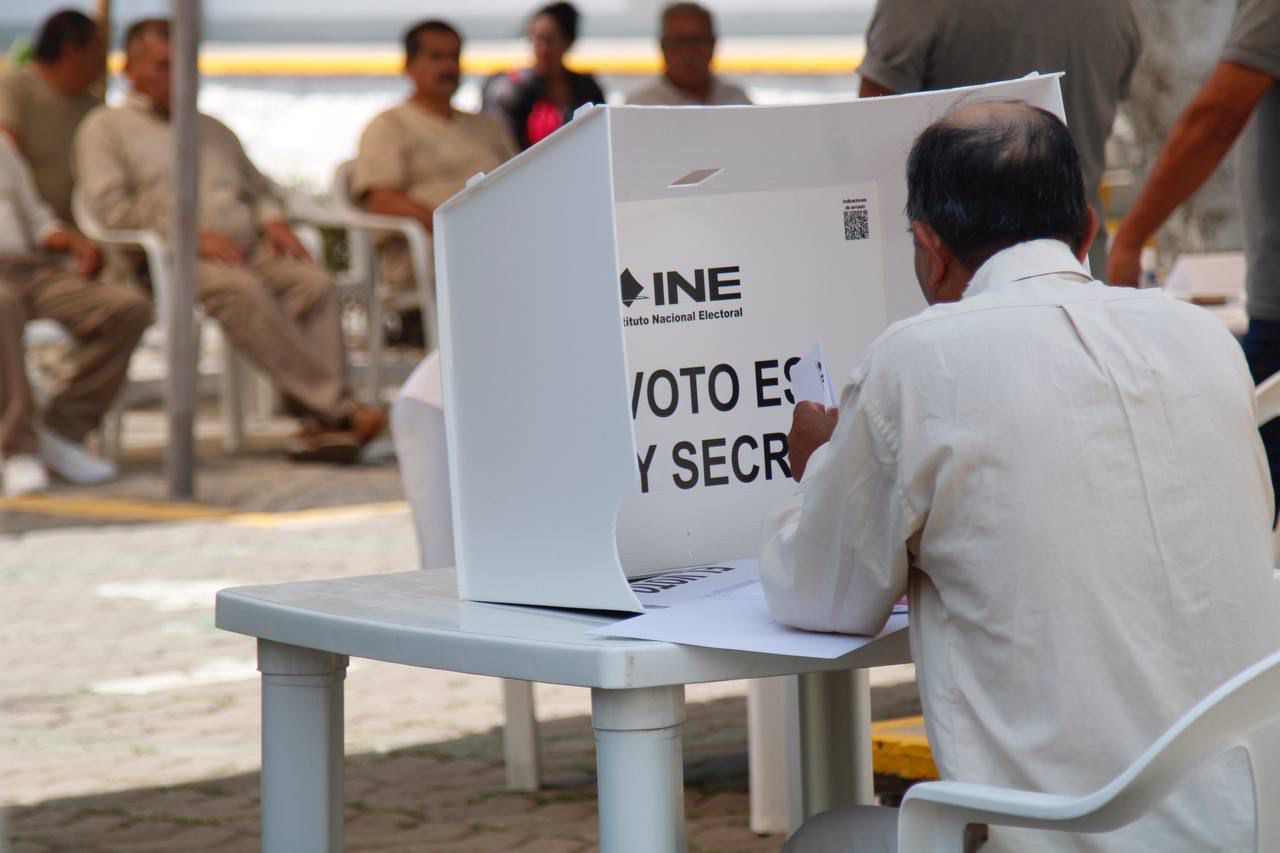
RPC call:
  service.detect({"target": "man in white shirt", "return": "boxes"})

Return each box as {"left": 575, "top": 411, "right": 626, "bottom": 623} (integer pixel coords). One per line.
{"left": 765, "top": 101, "right": 1280, "bottom": 852}
{"left": 0, "top": 136, "right": 149, "bottom": 496}
{"left": 625, "top": 3, "right": 751, "bottom": 106}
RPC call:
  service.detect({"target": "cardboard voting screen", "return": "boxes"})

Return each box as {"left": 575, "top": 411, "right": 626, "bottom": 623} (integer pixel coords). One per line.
{"left": 435, "top": 74, "right": 1066, "bottom": 612}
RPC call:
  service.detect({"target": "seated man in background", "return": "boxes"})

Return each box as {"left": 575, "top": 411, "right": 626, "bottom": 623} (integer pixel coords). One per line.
{"left": 75, "top": 18, "right": 384, "bottom": 464}
{"left": 0, "top": 134, "right": 149, "bottom": 497}
{"left": 353, "top": 19, "right": 516, "bottom": 347}
{"left": 764, "top": 101, "right": 1279, "bottom": 852}
{"left": 0, "top": 8, "right": 103, "bottom": 223}
{"left": 625, "top": 2, "right": 750, "bottom": 106}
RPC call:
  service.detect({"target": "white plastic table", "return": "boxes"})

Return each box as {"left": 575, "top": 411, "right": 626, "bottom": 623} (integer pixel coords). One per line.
{"left": 215, "top": 569, "right": 911, "bottom": 852}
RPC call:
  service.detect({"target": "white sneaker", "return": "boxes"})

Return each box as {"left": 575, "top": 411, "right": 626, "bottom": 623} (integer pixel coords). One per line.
{"left": 37, "top": 428, "right": 118, "bottom": 485}
{"left": 3, "top": 455, "right": 50, "bottom": 497}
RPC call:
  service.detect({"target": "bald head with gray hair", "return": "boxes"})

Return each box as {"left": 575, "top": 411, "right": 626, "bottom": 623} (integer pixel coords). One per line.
{"left": 906, "top": 100, "right": 1092, "bottom": 272}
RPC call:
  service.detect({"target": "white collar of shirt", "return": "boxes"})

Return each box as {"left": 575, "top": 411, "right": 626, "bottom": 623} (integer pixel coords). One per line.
{"left": 962, "top": 239, "right": 1094, "bottom": 300}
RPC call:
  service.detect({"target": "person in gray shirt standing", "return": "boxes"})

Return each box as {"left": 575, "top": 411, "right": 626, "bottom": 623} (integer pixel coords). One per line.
{"left": 857, "top": 0, "right": 1141, "bottom": 280}
{"left": 1109, "top": 0, "right": 1280, "bottom": 510}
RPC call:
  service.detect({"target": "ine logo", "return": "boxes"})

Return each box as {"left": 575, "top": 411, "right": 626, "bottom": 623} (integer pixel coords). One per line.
{"left": 620, "top": 266, "right": 742, "bottom": 309}
{"left": 620, "top": 268, "right": 647, "bottom": 307}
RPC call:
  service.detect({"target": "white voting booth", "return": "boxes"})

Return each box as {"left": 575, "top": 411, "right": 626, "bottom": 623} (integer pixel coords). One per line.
{"left": 434, "top": 73, "right": 1067, "bottom": 613}
{"left": 396, "top": 73, "right": 1066, "bottom": 833}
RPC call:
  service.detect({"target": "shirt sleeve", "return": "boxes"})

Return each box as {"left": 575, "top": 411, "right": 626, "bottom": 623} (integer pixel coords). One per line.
{"left": 1222, "top": 0, "right": 1280, "bottom": 80}
{"left": 217, "top": 120, "right": 285, "bottom": 227}
{"left": 759, "top": 369, "right": 919, "bottom": 636}
{"left": 488, "top": 115, "right": 519, "bottom": 162}
{"left": 858, "top": 0, "right": 933, "bottom": 94}
{"left": 482, "top": 73, "right": 526, "bottom": 148}
{"left": 0, "top": 73, "right": 21, "bottom": 135}
{"left": 0, "top": 134, "right": 62, "bottom": 245}
{"left": 351, "top": 111, "right": 406, "bottom": 197}
{"left": 73, "top": 108, "right": 153, "bottom": 233}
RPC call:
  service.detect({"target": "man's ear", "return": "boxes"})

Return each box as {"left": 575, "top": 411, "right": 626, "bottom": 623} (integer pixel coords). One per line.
{"left": 1077, "top": 206, "right": 1101, "bottom": 263}
{"left": 911, "top": 220, "right": 950, "bottom": 299}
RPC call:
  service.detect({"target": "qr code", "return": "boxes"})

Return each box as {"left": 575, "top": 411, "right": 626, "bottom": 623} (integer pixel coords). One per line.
{"left": 844, "top": 208, "right": 870, "bottom": 240}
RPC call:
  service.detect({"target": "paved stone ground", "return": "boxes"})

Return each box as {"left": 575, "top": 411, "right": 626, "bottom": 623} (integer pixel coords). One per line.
{"left": 1, "top": 411, "right": 919, "bottom": 851}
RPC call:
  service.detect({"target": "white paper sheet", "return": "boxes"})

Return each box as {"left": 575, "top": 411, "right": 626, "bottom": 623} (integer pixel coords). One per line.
{"left": 593, "top": 576, "right": 907, "bottom": 659}
{"left": 790, "top": 340, "right": 838, "bottom": 407}
{"left": 628, "top": 558, "right": 759, "bottom": 609}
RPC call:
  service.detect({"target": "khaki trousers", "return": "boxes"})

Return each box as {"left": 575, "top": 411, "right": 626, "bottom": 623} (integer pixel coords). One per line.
{"left": 0, "top": 257, "right": 151, "bottom": 457}
{"left": 197, "top": 246, "right": 353, "bottom": 424}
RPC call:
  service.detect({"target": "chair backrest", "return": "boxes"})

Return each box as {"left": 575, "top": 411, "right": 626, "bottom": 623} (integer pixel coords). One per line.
{"left": 71, "top": 187, "right": 173, "bottom": 328}
{"left": 329, "top": 161, "right": 376, "bottom": 291}
{"left": 330, "top": 159, "right": 437, "bottom": 346}
{"left": 390, "top": 352, "right": 454, "bottom": 572}
{"left": 1071, "top": 647, "right": 1280, "bottom": 844}
{"left": 1257, "top": 372, "right": 1280, "bottom": 428}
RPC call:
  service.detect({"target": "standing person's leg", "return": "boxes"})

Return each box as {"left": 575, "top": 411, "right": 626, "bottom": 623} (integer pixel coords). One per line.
{"left": 30, "top": 269, "right": 151, "bottom": 446}
{"left": 196, "top": 259, "right": 354, "bottom": 424}
{"left": 1240, "top": 317, "right": 1280, "bottom": 516}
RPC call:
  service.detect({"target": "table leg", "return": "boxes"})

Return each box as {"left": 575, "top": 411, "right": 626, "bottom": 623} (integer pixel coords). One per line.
{"left": 786, "top": 668, "right": 875, "bottom": 833}
{"left": 501, "top": 678, "right": 540, "bottom": 791}
{"left": 850, "top": 668, "right": 875, "bottom": 804}
{"left": 258, "top": 639, "right": 348, "bottom": 853}
{"left": 591, "top": 686, "right": 686, "bottom": 852}
{"left": 747, "top": 677, "right": 791, "bottom": 834}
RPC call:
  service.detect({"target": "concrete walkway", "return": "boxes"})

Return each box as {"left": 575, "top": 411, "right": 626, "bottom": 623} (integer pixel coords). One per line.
{"left": 1, "top": 421, "right": 919, "bottom": 851}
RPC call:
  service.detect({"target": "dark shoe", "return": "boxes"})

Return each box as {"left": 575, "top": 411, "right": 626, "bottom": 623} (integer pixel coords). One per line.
{"left": 349, "top": 405, "right": 389, "bottom": 447}
{"left": 287, "top": 430, "right": 361, "bottom": 465}
{"left": 385, "top": 308, "right": 425, "bottom": 349}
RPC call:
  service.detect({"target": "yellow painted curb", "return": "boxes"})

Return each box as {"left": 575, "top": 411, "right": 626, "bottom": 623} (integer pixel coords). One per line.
{"left": 0, "top": 494, "right": 233, "bottom": 522}
{"left": 0, "top": 495, "right": 409, "bottom": 526}
{"left": 96, "top": 49, "right": 862, "bottom": 78}
{"left": 228, "top": 500, "right": 409, "bottom": 527}
{"left": 872, "top": 715, "right": 938, "bottom": 780}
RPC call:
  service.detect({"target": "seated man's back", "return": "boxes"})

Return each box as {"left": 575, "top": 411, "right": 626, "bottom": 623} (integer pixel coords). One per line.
{"left": 875, "top": 252, "right": 1272, "bottom": 850}
{"left": 764, "top": 103, "right": 1280, "bottom": 852}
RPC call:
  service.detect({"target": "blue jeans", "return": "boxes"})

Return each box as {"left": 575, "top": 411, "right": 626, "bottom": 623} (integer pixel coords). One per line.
{"left": 1240, "top": 317, "right": 1280, "bottom": 518}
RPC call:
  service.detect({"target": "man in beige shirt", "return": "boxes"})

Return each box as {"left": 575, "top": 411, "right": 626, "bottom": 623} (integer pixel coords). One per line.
{"left": 0, "top": 134, "right": 148, "bottom": 497}
{"left": 76, "top": 19, "right": 384, "bottom": 463}
{"left": 625, "top": 3, "right": 751, "bottom": 106}
{"left": 353, "top": 18, "right": 516, "bottom": 342}
{"left": 0, "top": 9, "right": 103, "bottom": 223}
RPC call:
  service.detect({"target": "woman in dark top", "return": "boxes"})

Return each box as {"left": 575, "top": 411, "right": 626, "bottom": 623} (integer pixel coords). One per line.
{"left": 482, "top": 2, "right": 606, "bottom": 150}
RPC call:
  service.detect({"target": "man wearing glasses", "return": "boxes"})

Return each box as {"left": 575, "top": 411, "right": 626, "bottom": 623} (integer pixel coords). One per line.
{"left": 626, "top": 3, "right": 751, "bottom": 106}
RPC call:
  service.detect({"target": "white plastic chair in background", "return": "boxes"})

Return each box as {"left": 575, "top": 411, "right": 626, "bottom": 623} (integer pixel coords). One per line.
{"left": 330, "top": 160, "right": 437, "bottom": 351}
{"left": 72, "top": 190, "right": 251, "bottom": 454}
{"left": 1254, "top": 374, "right": 1280, "bottom": 569}
{"left": 1256, "top": 372, "right": 1280, "bottom": 432}
{"left": 897, "top": 647, "right": 1280, "bottom": 851}
{"left": 390, "top": 352, "right": 540, "bottom": 791}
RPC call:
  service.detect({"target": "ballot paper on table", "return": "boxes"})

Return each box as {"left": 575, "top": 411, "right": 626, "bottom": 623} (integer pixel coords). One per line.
{"left": 595, "top": 559, "right": 908, "bottom": 659}
{"left": 628, "top": 558, "right": 761, "bottom": 609}
{"left": 790, "top": 340, "right": 838, "bottom": 407}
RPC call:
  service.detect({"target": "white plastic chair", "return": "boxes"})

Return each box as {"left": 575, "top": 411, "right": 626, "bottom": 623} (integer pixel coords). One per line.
{"left": 329, "top": 160, "right": 437, "bottom": 351}
{"left": 390, "top": 352, "right": 540, "bottom": 791}
{"left": 1254, "top": 375, "right": 1280, "bottom": 567}
{"left": 1257, "top": 372, "right": 1280, "bottom": 431}
{"left": 897, "top": 647, "right": 1280, "bottom": 852}
{"left": 72, "top": 189, "right": 251, "bottom": 452}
